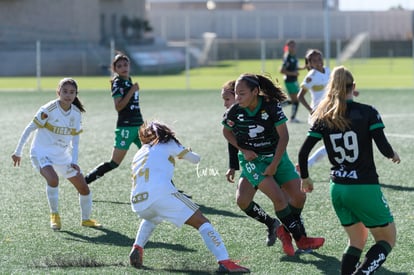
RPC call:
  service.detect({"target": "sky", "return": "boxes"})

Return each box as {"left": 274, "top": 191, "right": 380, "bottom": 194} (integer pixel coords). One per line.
{"left": 339, "top": 0, "right": 414, "bottom": 11}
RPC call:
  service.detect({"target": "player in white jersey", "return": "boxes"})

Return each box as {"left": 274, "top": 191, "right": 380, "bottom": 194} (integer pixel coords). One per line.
{"left": 129, "top": 121, "right": 249, "bottom": 273}
{"left": 298, "top": 49, "right": 331, "bottom": 168}
{"left": 11, "top": 78, "right": 101, "bottom": 231}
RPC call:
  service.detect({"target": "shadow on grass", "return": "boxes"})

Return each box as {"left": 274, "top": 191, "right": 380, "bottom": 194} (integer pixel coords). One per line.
{"left": 145, "top": 241, "right": 196, "bottom": 252}
{"left": 198, "top": 204, "right": 245, "bottom": 218}
{"left": 92, "top": 200, "right": 129, "bottom": 205}
{"left": 60, "top": 228, "right": 133, "bottom": 246}
{"left": 279, "top": 251, "right": 341, "bottom": 274}
{"left": 60, "top": 228, "right": 197, "bottom": 253}
{"left": 380, "top": 183, "right": 414, "bottom": 192}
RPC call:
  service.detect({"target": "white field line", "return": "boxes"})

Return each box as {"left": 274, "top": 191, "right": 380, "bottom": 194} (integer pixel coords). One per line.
{"left": 386, "top": 133, "right": 414, "bottom": 139}
{"left": 381, "top": 113, "right": 414, "bottom": 138}
{"left": 381, "top": 113, "right": 414, "bottom": 118}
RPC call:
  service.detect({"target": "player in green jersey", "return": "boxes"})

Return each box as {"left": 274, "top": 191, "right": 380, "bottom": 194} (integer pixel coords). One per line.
{"left": 85, "top": 53, "right": 143, "bottom": 184}
{"left": 280, "top": 40, "right": 305, "bottom": 123}
{"left": 222, "top": 73, "right": 325, "bottom": 256}
{"left": 298, "top": 66, "right": 400, "bottom": 274}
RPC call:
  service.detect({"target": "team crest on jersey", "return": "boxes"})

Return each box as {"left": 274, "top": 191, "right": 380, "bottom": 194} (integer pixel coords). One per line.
{"left": 40, "top": 112, "right": 48, "bottom": 120}
{"left": 306, "top": 77, "right": 312, "bottom": 83}
{"left": 261, "top": 110, "right": 269, "bottom": 120}
{"left": 226, "top": 119, "right": 235, "bottom": 127}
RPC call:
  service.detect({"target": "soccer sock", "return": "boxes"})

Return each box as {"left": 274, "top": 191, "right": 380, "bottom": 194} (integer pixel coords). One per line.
{"left": 198, "top": 222, "right": 229, "bottom": 262}
{"left": 243, "top": 201, "right": 276, "bottom": 228}
{"left": 276, "top": 206, "right": 304, "bottom": 241}
{"left": 85, "top": 160, "right": 119, "bottom": 183}
{"left": 135, "top": 219, "right": 157, "bottom": 248}
{"left": 308, "top": 146, "right": 327, "bottom": 167}
{"left": 341, "top": 246, "right": 362, "bottom": 275}
{"left": 46, "top": 185, "right": 59, "bottom": 213}
{"left": 291, "top": 102, "right": 299, "bottom": 119}
{"left": 79, "top": 193, "right": 92, "bottom": 220}
{"left": 353, "top": 241, "right": 391, "bottom": 274}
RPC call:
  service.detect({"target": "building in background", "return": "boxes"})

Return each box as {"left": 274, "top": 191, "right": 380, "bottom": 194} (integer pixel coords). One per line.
{"left": 0, "top": 0, "right": 412, "bottom": 76}
{"left": 147, "top": 0, "right": 339, "bottom": 11}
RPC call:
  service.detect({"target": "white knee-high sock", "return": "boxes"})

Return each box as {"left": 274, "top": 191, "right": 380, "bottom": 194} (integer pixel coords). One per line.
{"left": 308, "top": 146, "right": 327, "bottom": 167}
{"left": 198, "top": 222, "right": 229, "bottom": 262}
{"left": 46, "top": 185, "right": 59, "bottom": 213}
{"left": 79, "top": 193, "right": 92, "bottom": 220}
{"left": 135, "top": 219, "right": 157, "bottom": 248}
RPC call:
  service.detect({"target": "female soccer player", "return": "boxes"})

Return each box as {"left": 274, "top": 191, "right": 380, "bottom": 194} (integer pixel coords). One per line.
{"left": 297, "top": 49, "right": 331, "bottom": 169}
{"left": 11, "top": 78, "right": 101, "bottom": 230}
{"left": 85, "top": 52, "right": 143, "bottom": 184}
{"left": 222, "top": 73, "right": 325, "bottom": 256}
{"left": 129, "top": 121, "right": 250, "bottom": 273}
{"left": 221, "top": 80, "right": 281, "bottom": 247}
{"left": 279, "top": 40, "right": 305, "bottom": 123}
{"left": 298, "top": 66, "right": 400, "bottom": 274}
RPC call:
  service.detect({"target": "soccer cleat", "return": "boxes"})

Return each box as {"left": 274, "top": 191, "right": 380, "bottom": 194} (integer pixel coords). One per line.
{"left": 50, "top": 213, "right": 61, "bottom": 231}
{"left": 81, "top": 219, "right": 102, "bottom": 228}
{"left": 266, "top": 219, "right": 280, "bottom": 246}
{"left": 178, "top": 189, "right": 192, "bottom": 199}
{"left": 295, "top": 236, "right": 325, "bottom": 251}
{"left": 129, "top": 245, "right": 143, "bottom": 269}
{"left": 217, "top": 260, "right": 250, "bottom": 273}
{"left": 276, "top": 226, "right": 295, "bottom": 256}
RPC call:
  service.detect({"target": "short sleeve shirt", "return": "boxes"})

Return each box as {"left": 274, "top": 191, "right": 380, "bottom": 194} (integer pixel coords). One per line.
{"left": 222, "top": 96, "right": 288, "bottom": 155}
{"left": 112, "top": 76, "right": 143, "bottom": 127}
{"left": 282, "top": 53, "right": 299, "bottom": 82}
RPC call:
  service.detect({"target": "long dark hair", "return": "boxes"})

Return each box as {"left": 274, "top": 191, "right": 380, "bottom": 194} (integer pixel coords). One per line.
{"left": 57, "top": 78, "right": 85, "bottom": 112}
{"left": 236, "top": 73, "right": 287, "bottom": 102}
{"left": 139, "top": 121, "right": 181, "bottom": 145}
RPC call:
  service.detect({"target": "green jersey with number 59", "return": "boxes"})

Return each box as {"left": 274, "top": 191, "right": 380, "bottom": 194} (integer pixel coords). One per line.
{"left": 308, "top": 100, "right": 393, "bottom": 184}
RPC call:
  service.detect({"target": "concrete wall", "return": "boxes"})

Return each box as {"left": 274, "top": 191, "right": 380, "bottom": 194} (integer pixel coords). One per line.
{"left": 147, "top": 10, "right": 413, "bottom": 41}
{"left": 0, "top": 0, "right": 146, "bottom": 43}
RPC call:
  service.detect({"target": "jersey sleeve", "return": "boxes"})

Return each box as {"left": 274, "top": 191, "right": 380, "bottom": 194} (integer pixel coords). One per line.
{"left": 228, "top": 143, "right": 239, "bottom": 170}
{"left": 368, "top": 106, "right": 385, "bottom": 131}
{"left": 368, "top": 106, "right": 394, "bottom": 158}
{"left": 169, "top": 141, "right": 201, "bottom": 164}
{"left": 281, "top": 54, "right": 289, "bottom": 69}
{"left": 111, "top": 77, "right": 124, "bottom": 98}
{"left": 13, "top": 120, "right": 38, "bottom": 157}
{"left": 32, "top": 105, "right": 49, "bottom": 128}
{"left": 273, "top": 102, "right": 288, "bottom": 126}
{"left": 71, "top": 134, "right": 80, "bottom": 164}
{"left": 300, "top": 70, "right": 314, "bottom": 89}
{"left": 222, "top": 105, "right": 237, "bottom": 129}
